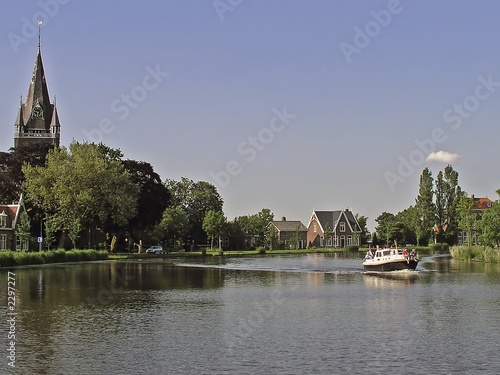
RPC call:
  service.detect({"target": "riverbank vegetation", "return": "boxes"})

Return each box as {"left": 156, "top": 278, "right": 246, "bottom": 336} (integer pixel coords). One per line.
{"left": 450, "top": 246, "right": 500, "bottom": 263}
{"left": 0, "top": 249, "right": 108, "bottom": 267}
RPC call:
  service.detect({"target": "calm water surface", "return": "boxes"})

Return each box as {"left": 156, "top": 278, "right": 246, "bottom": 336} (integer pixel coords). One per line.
{"left": 2, "top": 252, "right": 500, "bottom": 374}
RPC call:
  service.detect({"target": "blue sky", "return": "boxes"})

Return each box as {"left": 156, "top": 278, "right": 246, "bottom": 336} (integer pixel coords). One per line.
{"left": 1, "top": 0, "right": 500, "bottom": 231}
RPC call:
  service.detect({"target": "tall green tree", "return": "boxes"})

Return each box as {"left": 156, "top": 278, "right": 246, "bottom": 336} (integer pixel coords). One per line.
{"left": 456, "top": 192, "right": 476, "bottom": 247}
{"left": 435, "top": 165, "right": 461, "bottom": 244}
{"left": 415, "top": 167, "right": 435, "bottom": 245}
{"left": 202, "top": 210, "right": 227, "bottom": 249}
{"left": 22, "top": 142, "right": 140, "bottom": 248}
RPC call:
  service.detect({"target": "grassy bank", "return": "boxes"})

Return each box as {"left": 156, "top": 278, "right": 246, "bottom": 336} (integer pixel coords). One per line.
{"left": 450, "top": 246, "right": 500, "bottom": 263}
{"left": 0, "top": 249, "right": 109, "bottom": 268}
{"left": 1, "top": 245, "right": 439, "bottom": 267}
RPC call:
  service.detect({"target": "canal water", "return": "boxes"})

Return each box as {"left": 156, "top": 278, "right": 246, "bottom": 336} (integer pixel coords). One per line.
{"left": 2, "top": 252, "right": 500, "bottom": 374}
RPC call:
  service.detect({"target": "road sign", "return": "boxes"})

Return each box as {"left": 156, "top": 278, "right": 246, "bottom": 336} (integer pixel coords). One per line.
{"left": 37, "top": 237, "right": 43, "bottom": 243}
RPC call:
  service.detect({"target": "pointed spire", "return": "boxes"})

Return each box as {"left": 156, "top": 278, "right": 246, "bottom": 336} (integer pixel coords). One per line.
{"left": 24, "top": 39, "right": 51, "bottom": 128}
{"left": 50, "top": 103, "right": 61, "bottom": 132}
{"left": 14, "top": 100, "right": 25, "bottom": 128}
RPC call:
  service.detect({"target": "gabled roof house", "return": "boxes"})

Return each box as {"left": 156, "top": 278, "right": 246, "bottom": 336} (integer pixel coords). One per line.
{"left": 307, "top": 209, "right": 362, "bottom": 248}
{"left": 269, "top": 217, "right": 308, "bottom": 249}
{"left": 0, "top": 195, "right": 28, "bottom": 251}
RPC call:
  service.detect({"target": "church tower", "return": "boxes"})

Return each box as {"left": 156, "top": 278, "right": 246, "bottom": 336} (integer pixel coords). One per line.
{"left": 13, "top": 25, "right": 60, "bottom": 149}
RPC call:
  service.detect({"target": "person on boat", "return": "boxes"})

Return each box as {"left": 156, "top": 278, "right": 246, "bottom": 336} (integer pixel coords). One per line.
{"left": 410, "top": 249, "right": 417, "bottom": 259}
{"left": 402, "top": 248, "right": 409, "bottom": 258}
{"left": 365, "top": 249, "right": 373, "bottom": 259}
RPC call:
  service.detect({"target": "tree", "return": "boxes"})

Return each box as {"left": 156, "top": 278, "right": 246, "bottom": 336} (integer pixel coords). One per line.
{"left": 22, "top": 142, "right": 140, "bottom": 248}
{"left": 67, "top": 215, "right": 83, "bottom": 249}
{"left": 415, "top": 167, "right": 435, "bottom": 245}
{"left": 156, "top": 206, "right": 189, "bottom": 249}
{"left": 166, "top": 178, "right": 224, "bottom": 246}
{"left": 16, "top": 211, "right": 31, "bottom": 251}
{"left": 355, "top": 214, "right": 369, "bottom": 245}
{"left": 395, "top": 206, "right": 417, "bottom": 245}
{"left": 43, "top": 216, "right": 58, "bottom": 250}
{"left": 123, "top": 160, "right": 170, "bottom": 240}
{"left": 0, "top": 144, "right": 51, "bottom": 204}
{"left": 477, "top": 190, "right": 500, "bottom": 248}
{"left": 323, "top": 222, "right": 332, "bottom": 248}
{"left": 456, "top": 192, "right": 476, "bottom": 247}
{"left": 375, "top": 212, "right": 396, "bottom": 245}
{"left": 435, "top": 165, "right": 461, "bottom": 244}
{"left": 289, "top": 225, "right": 302, "bottom": 250}
{"left": 265, "top": 223, "right": 277, "bottom": 250}
{"left": 202, "top": 210, "right": 227, "bottom": 249}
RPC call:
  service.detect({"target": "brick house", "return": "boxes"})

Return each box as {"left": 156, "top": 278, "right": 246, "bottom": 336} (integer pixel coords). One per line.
{"left": 268, "top": 217, "right": 308, "bottom": 249}
{"left": 307, "top": 209, "right": 362, "bottom": 248}
{"left": 0, "top": 196, "right": 29, "bottom": 251}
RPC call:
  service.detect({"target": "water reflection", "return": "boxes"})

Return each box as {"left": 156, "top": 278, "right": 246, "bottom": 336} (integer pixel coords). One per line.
{"left": 1, "top": 254, "right": 500, "bottom": 374}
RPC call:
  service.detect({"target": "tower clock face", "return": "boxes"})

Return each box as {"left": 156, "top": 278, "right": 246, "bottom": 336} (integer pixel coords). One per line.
{"left": 33, "top": 106, "right": 43, "bottom": 118}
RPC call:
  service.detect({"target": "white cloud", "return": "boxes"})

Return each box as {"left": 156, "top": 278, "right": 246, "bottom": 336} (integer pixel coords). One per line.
{"left": 426, "top": 151, "right": 462, "bottom": 164}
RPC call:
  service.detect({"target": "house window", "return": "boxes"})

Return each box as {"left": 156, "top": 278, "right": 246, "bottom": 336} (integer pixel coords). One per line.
{"left": 340, "top": 222, "right": 345, "bottom": 232}
{"left": 347, "top": 236, "right": 352, "bottom": 245}
{"left": 224, "top": 237, "right": 229, "bottom": 247}
{"left": 0, "top": 234, "right": 7, "bottom": 251}
{"left": 0, "top": 211, "right": 7, "bottom": 228}
{"left": 16, "top": 235, "right": 28, "bottom": 252}
{"left": 333, "top": 235, "right": 338, "bottom": 247}
{"left": 313, "top": 224, "right": 317, "bottom": 233}
{"left": 327, "top": 237, "right": 332, "bottom": 247}
{"left": 319, "top": 236, "right": 324, "bottom": 247}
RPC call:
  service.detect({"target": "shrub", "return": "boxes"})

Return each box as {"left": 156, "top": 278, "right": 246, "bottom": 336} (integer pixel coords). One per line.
{"left": 0, "top": 252, "right": 16, "bottom": 267}
{"left": 16, "top": 252, "right": 44, "bottom": 265}
{"left": 256, "top": 246, "right": 266, "bottom": 255}
{"left": 345, "top": 245, "right": 359, "bottom": 253}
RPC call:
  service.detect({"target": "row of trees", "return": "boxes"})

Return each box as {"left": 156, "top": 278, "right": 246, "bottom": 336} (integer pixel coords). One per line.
{"left": 374, "top": 165, "right": 500, "bottom": 248}
{"left": 1, "top": 142, "right": 228, "bottom": 251}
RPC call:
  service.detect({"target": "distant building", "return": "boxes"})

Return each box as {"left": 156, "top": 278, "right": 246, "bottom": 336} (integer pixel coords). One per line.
{"left": 268, "top": 217, "right": 308, "bottom": 249}
{"left": 0, "top": 196, "right": 29, "bottom": 251}
{"left": 307, "top": 209, "right": 362, "bottom": 248}
{"left": 13, "top": 35, "right": 61, "bottom": 149}
{"left": 457, "top": 195, "right": 494, "bottom": 246}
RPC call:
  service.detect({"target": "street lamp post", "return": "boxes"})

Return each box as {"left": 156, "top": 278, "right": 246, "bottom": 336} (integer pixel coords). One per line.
{"left": 39, "top": 217, "right": 46, "bottom": 252}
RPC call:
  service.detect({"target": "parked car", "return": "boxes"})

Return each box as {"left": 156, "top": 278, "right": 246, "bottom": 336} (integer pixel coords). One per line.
{"left": 146, "top": 246, "right": 164, "bottom": 254}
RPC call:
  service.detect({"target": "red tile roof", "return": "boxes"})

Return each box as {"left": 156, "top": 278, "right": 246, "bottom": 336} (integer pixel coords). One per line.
{"left": 473, "top": 197, "right": 493, "bottom": 210}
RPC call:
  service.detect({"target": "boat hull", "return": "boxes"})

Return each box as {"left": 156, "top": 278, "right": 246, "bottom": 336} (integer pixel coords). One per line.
{"left": 363, "top": 259, "right": 418, "bottom": 272}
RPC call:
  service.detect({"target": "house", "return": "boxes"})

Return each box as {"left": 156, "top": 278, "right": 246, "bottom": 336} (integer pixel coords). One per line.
{"left": 0, "top": 196, "right": 29, "bottom": 251}
{"left": 457, "top": 195, "right": 494, "bottom": 246}
{"left": 268, "top": 217, "right": 308, "bottom": 249}
{"left": 307, "top": 209, "right": 362, "bottom": 248}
